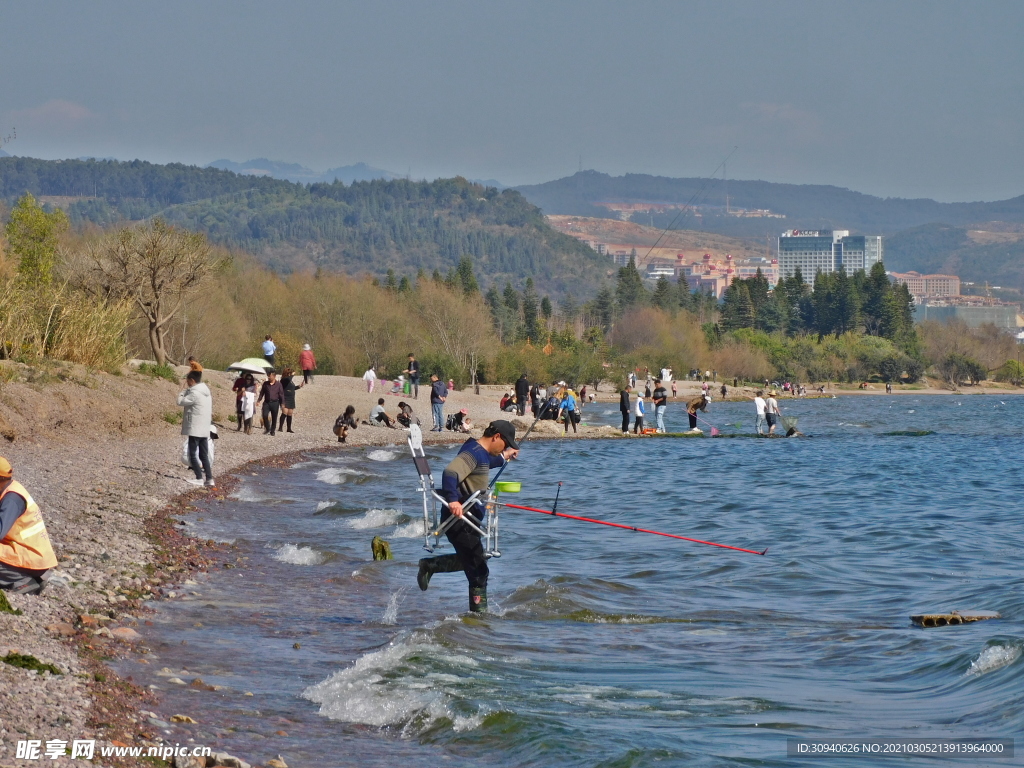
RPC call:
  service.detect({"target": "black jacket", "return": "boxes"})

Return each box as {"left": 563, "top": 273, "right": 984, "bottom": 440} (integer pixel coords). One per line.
{"left": 515, "top": 376, "right": 530, "bottom": 397}
{"left": 619, "top": 389, "right": 631, "bottom": 413}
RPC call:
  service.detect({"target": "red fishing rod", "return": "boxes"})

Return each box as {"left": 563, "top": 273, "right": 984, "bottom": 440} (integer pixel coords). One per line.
{"left": 500, "top": 501, "right": 768, "bottom": 556}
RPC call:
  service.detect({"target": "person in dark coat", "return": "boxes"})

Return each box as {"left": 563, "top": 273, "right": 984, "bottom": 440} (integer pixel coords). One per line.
{"left": 619, "top": 385, "right": 632, "bottom": 434}
{"left": 278, "top": 368, "right": 303, "bottom": 433}
{"left": 514, "top": 374, "right": 530, "bottom": 417}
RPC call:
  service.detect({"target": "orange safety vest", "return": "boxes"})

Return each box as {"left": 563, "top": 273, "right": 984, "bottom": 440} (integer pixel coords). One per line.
{"left": 0, "top": 480, "right": 58, "bottom": 570}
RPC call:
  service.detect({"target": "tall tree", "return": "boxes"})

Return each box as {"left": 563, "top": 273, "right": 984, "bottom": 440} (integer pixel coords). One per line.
{"left": 652, "top": 276, "right": 675, "bottom": 312}
{"left": 592, "top": 286, "right": 615, "bottom": 331}
{"left": 861, "top": 261, "right": 890, "bottom": 336}
{"left": 540, "top": 296, "right": 553, "bottom": 320}
{"left": 521, "top": 277, "right": 540, "bottom": 342}
{"left": 5, "top": 193, "right": 69, "bottom": 287}
{"left": 616, "top": 256, "right": 647, "bottom": 311}
{"left": 81, "top": 219, "right": 214, "bottom": 365}
{"left": 455, "top": 255, "right": 479, "bottom": 295}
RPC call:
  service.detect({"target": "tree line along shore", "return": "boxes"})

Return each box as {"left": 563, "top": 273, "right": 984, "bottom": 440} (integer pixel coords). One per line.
{"left": 1, "top": 192, "right": 1022, "bottom": 395}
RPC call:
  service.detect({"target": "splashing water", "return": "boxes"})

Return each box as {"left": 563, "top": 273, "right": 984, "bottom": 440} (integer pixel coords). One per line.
{"left": 966, "top": 644, "right": 1021, "bottom": 676}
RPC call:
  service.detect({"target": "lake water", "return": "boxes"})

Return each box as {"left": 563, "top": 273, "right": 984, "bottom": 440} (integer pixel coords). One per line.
{"left": 121, "top": 394, "right": 1024, "bottom": 767}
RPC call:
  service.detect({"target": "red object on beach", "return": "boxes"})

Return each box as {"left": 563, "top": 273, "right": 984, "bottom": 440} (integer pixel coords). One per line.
{"left": 501, "top": 502, "right": 768, "bottom": 555}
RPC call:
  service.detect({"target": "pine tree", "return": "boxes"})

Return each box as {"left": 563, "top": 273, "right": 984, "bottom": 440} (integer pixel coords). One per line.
{"left": 593, "top": 286, "right": 615, "bottom": 331}
{"left": 737, "top": 283, "right": 755, "bottom": 328}
{"left": 522, "top": 277, "right": 540, "bottom": 342}
{"left": 384, "top": 269, "right": 398, "bottom": 291}
{"left": 616, "top": 256, "right": 647, "bottom": 311}
{"left": 652, "top": 276, "right": 675, "bottom": 312}
{"left": 861, "top": 261, "right": 890, "bottom": 336}
{"left": 540, "top": 296, "right": 553, "bottom": 319}
{"left": 456, "top": 255, "right": 479, "bottom": 295}
{"left": 747, "top": 268, "right": 770, "bottom": 314}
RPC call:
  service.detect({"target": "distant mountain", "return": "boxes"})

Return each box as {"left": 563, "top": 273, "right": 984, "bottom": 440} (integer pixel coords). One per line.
{"left": 0, "top": 156, "right": 606, "bottom": 295}
{"left": 206, "top": 158, "right": 397, "bottom": 185}
{"left": 0, "top": 148, "right": 8, "bottom": 158}
{"left": 470, "top": 178, "right": 506, "bottom": 190}
{"left": 516, "top": 171, "right": 1024, "bottom": 237}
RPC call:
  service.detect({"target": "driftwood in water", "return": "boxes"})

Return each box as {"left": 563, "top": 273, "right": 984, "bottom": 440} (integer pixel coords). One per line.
{"left": 911, "top": 610, "right": 1000, "bottom": 627}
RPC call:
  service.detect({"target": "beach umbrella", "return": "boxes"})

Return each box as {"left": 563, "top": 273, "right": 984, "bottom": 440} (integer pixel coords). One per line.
{"left": 228, "top": 358, "right": 273, "bottom": 374}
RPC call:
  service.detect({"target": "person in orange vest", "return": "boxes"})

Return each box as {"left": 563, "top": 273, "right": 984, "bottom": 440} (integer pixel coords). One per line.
{"left": 0, "top": 457, "right": 58, "bottom": 595}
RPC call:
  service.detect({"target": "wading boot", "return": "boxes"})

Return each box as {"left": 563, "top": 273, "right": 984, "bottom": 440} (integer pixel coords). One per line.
{"left": 417, "top": 553, "right": 462, "bottom": 591}
{"left": 469, "top": 586, "right": 487, "bottom": 613}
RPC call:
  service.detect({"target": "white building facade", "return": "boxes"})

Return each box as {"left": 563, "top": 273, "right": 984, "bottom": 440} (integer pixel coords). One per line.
{"left": 777, "top": 230, "right": 883, "bottom": 284}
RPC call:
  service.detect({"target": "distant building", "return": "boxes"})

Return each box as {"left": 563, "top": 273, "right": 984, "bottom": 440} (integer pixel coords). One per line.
{"left": 680, "top": 253, "right": 780, "bottom": 299}
{"left": 888, "top": 271, "right": 960, "bottom": 299}
{"left": 777, "top": 230, "right": 883, "bottom": 283}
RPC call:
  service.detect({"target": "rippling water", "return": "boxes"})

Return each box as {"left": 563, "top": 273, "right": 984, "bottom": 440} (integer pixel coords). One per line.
{"left": 122, "top": 395, "right": 1024, "bottom": 767}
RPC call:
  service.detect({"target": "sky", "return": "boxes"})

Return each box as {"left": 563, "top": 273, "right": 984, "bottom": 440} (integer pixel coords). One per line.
{"left": 2, "top": 0, "right": 1023, "bottom": 202}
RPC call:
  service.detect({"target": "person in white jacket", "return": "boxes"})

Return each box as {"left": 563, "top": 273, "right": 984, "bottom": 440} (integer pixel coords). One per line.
{"left": 633, "top": 393, "right": 646, "bottom": 434}
{"left": 363, "top": 366, "right": 377, "bottom": 393}
{"left": 177, "top": 370, "right": 215, "bottom": 487}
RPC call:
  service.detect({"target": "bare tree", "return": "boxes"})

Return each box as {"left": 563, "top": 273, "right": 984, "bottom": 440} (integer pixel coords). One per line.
{"left": 415, "top": 281, "right": 495, "bottom": 392}
{"left": 80, "top": 219, "right": 214, "bottom": 365}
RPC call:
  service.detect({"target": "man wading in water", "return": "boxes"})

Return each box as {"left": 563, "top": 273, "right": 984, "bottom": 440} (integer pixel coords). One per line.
{"left": 417, "top": 420, "right": 519, "bottom": 612}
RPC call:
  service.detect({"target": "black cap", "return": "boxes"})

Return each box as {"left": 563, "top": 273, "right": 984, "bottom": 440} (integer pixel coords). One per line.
{"left": 489, "top": 420, "right": 519, "bottom": 449}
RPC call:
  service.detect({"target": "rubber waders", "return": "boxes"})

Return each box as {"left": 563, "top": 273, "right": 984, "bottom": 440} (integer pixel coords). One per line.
{"left": 417, "top": 553, "right": 462, "bottom": 591}
{"left": 469, "top": 587, "right": 487, "bottom": 613}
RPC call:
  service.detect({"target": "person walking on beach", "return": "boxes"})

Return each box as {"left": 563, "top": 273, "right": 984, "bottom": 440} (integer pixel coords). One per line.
{"left": 363, "top": 366, "right": 377, "bottom": 393}
{"left": 766, "top": 390, "right": 781, "bottom": 436}
{"left": 232, "top": 371, "right": 247, "bottom": 430}
{"left": 430, "top": 373, "right": 448, "bottom": 432}
{"left": 262, "top": 335, "right": 277, "bottom": 369}
{"left": 178, "top": 370, "right": 215, "bottom": 487}
{"left": 299, "top": 344, "right": 317, "bottom": 385}
{"left": 0, "top": 457, "right": 58, "bottom": 595}
{"left": 633, "top": 391, "right": 645, "bottom": 434}
{"left": 671, "top": 379, "right": 677, "bottom": 398}
{"left": 720, "top": 383, "right": 728, "bottom": 400}
{"left": 558, "top": 384, "right": 579, "bottom": 435}
{"left": 279, "top": 368, "right": 303, "bottom": 433}
{"left": 417, "top": 420, "right": 519, "bottom": 613}
{"left": 258, "top": 370, "right": 284, "bottom": 436}
{"left": 619, "top": 384, "right": 632, "bottom": 434}
{"left": 752, "top": 390, "right": 767, "bottom": 435}
{"left": 404, "top": 354, "right": 421, "bottom": 399}
{"left": 652, "top": 379, "right": 668, "bottom": 433}
{"left": 242, "top": 374, "right": 257, "bottom": 434}
{"left": 686, "top": 392, "right": 708, "bottom": 432}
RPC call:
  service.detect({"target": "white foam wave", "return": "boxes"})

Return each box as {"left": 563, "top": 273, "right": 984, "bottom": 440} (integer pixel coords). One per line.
{"left": 229, "top": 485, "right": 275, "bottom": 503}
{"left": 302, "top": 635, "right": 483, "bottom": 732}
{"left": 316, "top": 467, "right": 373, "bottom": 485}
{"left": 316, "top": 501, "right": 335, "bottom": 512}
{"left": 390, "top": 520, "right": 426, "bottom": 539}
{"left": 966, "top": 644, "right": 1021, "bottom": 676}
{"left": 347, "top": 508, "right": 402, "bottom": 530}
{"left": 272, "top": 544, "right": 326, "bottom": 566}
{"left": 367, "top": 449, "right": 400, "bottom": 462}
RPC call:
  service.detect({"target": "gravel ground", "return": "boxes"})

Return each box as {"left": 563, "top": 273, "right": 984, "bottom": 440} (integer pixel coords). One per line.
{"left": 0, "top": 363, "right": 619, "bottom": 766}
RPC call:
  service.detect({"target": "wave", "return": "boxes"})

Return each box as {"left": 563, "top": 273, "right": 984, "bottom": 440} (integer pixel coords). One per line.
{"left": 347, "top": 508, "right": 404, "bottom": 530}
{"left": 367, "top": 449, "right": 400, "bottom": 462}
{"left": 966, "top": 643, "right": 1021, "bottom": 677}
{"left": 272, "top": 543, "right": 326, "bottom": 566}
{"left": 302, "top": 633, "right": 487, "bottom": 734}
{"left": 316, "top": 467, "right": 376, "bottom": 485}
{"left": 389, "top": 519, "right": 425, "bottom": 539}
{"left": 229, "top": 484, "right": 279, "bottom": 503}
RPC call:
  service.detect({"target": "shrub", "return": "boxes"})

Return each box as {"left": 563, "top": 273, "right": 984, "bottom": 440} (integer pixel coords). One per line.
{"left": 137, "top": 362, "right": 178, "bottom": 382}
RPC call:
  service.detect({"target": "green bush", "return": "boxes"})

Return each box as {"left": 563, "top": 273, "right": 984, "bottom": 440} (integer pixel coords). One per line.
{"left": 137, "top": 362, "right": 178, "bottom": 382}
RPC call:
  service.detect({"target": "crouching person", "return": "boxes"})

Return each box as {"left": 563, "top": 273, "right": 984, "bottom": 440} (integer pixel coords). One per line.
{"left": 0, "top": 457, "right": 58, "bottom": 595}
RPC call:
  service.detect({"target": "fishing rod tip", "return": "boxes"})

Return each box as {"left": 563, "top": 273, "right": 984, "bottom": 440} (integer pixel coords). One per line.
{"left": 759, "top": 548, "right": 769, "bottom": 556}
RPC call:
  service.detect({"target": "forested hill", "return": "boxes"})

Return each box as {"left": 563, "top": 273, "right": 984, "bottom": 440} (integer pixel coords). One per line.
{"left": 516, "top": 171, "right": 1024, "bottom": 236}
{"left": 0, "top": 158, "right": 610, "bottom": 294}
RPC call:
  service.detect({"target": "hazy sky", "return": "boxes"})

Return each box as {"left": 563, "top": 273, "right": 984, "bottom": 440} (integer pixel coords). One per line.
{"left": 2, "top": 1, "right": 1022, "bottom": 202}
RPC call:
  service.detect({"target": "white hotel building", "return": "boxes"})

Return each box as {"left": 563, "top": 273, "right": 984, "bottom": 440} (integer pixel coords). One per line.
{"left": 777, "top": 230, "right": 883, "bottom": 284}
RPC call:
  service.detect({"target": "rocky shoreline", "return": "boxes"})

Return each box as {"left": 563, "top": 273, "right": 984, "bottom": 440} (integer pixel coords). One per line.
{"left": 0, "top": 363, "right": 619, "bottom": 767}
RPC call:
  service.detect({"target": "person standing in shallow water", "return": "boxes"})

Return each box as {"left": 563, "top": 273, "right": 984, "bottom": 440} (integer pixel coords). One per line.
{"left": 417, "top": 420, "right": 520, "bottom": 613}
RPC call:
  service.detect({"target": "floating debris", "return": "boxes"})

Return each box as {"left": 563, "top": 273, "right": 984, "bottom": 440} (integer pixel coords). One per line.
{"left": 884, "top": 430, "right": 935, "bottom": 437}
{"left": 911, "top": 610, "right": 1000, "bottom": 627}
